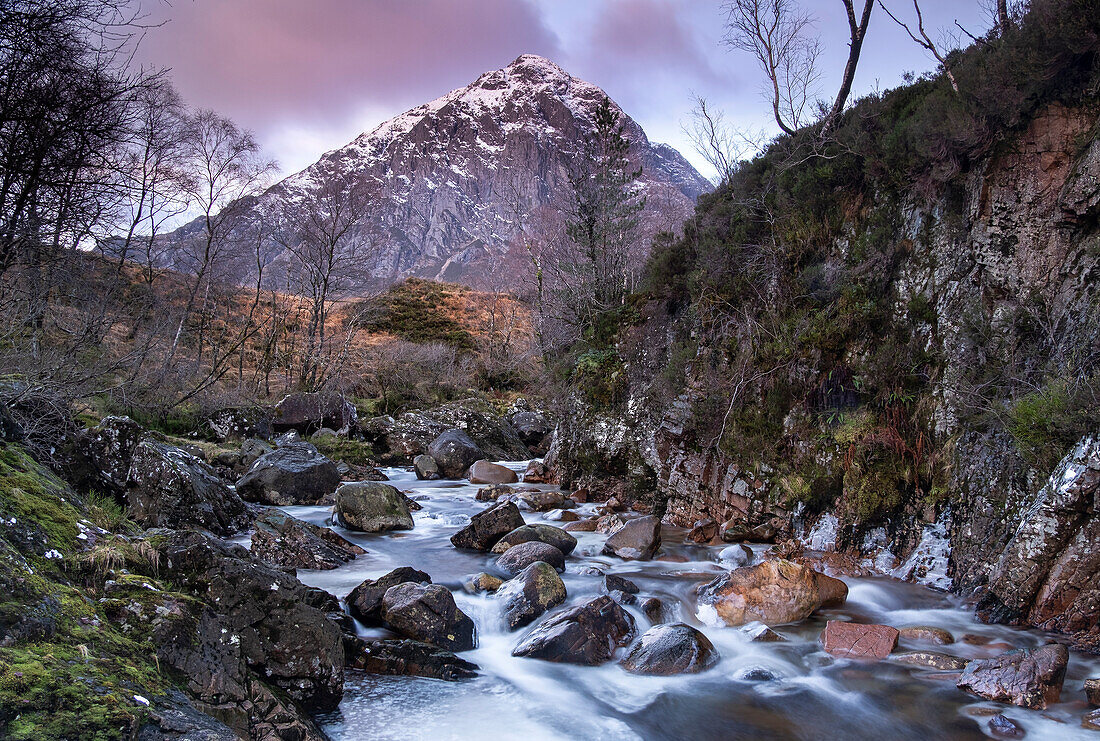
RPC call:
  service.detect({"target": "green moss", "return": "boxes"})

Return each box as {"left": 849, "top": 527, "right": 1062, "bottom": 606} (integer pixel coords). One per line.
{"left": 364, "top": 279, "right": 476, "bottom": 350}
{"left": 572, "top": 349, "right": 626, "bottom": 409}
{"left": 310, "top": 436, "right": 377, "bottom": 467}
{"left": 0, "top": 446, "right": 82, "bottom": 553}
{"left": 1007, "top": 377, "right": 1100, "bottom": 471}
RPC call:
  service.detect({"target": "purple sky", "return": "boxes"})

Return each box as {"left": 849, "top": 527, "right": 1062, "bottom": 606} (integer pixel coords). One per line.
{"left": 135, "top": 0, "right": 992, "bottom": 179}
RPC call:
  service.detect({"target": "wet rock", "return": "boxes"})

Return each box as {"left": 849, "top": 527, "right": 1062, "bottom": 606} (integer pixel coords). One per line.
{"left": 239, "top": 438, "right": 273, "bottom": 469}
{"left": 605, "top": 574, "right": 640, "bottom": 595}
{"left": 545, "top": 509, "right": 580, "bottom": 522}
{"left": 346, "top": 637, "right": 478, "bottom": 681}
{"left": 1084, "top": 709, "right": 1100, "bottom": 731}
{"left": 450, "top": 500, "right": 525, "bottom": 551}
{"left": 491, "top": 523, "right": 578, "bottom": 556}
{"left": 496, "top": 541, "right": 565, "bottom": 576}
{"left": 475, "top": 483, "right": 512, "bottom": 502}
{"left": 899, "top": 626, "right": 955, "bottom": 645}
{"left": 251, "top": 509, "right": 364, "bottom": 570}
{"left": 125, "top": 440, "right": 249, "bottom": 536}
{"left": 413, "top": 454, "right": 440, "bottom": 480}
{"left": 469, "top": 459, "right": 519, "bottom": 484}
{"left": 988, "top": 714, "right": 1026, "bottom": 738}
{"left": 347, "top": 567, "right": 432, "bottom": 625}
{"left": 641, "top": 597, "right": 665, "bottom": 623}
{"left": 1085, "top": 677, "right": 1100, "bottom": 705}
{"left": 335, "top": 482, "right": 415, "bottom": 532}
{"left": 563, "top": 518, "right": 599, "bottom": 532}
{"left": 620, "top": 623, "right": 720, "bottom": 676}
{"left": 821, "top": 621, "right": 899, "bottom": 659}
{"left": 570, "top": 488, "right": 589, "bottom": 504}
{"left": 718, "top": 544, "right": 753, "bottom": 568}
{"left": 602, "top": 515, "right": 661, "bottom": 561}
{"left": 687, "top": 518, "right": 718, "bottom": 543}
{"left": 464, "top": 572, "right": 503, "bottom": 594}
{"left": 236, "top": 442, "right": 341, "bottom": 505}
{"left": 274, "top": 392, "right": 357, "bottom": 434}
{"left": 956, "top": 643, "right": 1069, "bottom": 708}
{"left": 697, "top": 559, "right": 848, "bottom": 626}
{"left": 381, "top": 582, "right": 477, "bottom": 652}
{"left": 743, "top": 622, "right": 785, "bottom": 642}
{"left": 739, "top": 666, "right": 780, "bottom": 682}
{"left": 523, "top": 459, "right": 552, "bottom": 483}
{"left": 595, "top": 513, "right": 627, "bottom": 534}
{"left": 513, "top": 488, "right": 571, "bottom": 511}
{"left": 892, "top": 651, "right": 969, "bottom": 671}
{"left": 500, "top": 561, "right": 567, "bottom": 629}
{"left": 428, "top": 429, "right": 485, "bottom": 478}
{"left": 512, "top": 595, "right": 637, "bottom": 665}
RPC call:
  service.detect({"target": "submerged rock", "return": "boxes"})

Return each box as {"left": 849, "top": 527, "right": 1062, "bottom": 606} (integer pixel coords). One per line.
{"left": 236, "top": 442, "right": 341, "bottom": 505}
{"left": 496, "top": 541, "right": 565, "bottom": 576}
{"left": 620, "top": 623, "right": 720, "bottom": 675}
{"left": 602, "top": 515, "right": 661, "bottom": 560}
{"left": 334, "top": 482, "right": 414, "bottom": 532}
{"left": 988, "top": 714, "right": 1026, "bottom": 739}
{"left": 251, "top": 509, "right": 364, "bottom": 570}
{"left": 697, "top": 559, "right": 848, "bottom": 626}
{"left": 381, "top": 583, "right": 477, "bottom": 652}
{"left": 499, "top": 561, "right": 567, "bottom": 629}
{"left": 512, "top": 595, "right": 637, "bottom": 665}
{"left": 469, "top": 459, "right": 519, "bottom": 484}
{"left": 892, "top": 651, "right": 969, "bottom": 671}
{"left": 491, "top": 523, "right": 577, "bottom": 556}
{"left": 820, "top": 621, "right": 899, "bottom": 659}
{"left": 513, "top": 488, "right": 571, "bottom": 511}
{"left": 346, "top": 637, "right": 479, "bottom": 681}
{"left": 956, "top": 643, "right": 1069, "bottom": 709}
{"left": 450, "top": 500, "right": 525, "bottom": 551}
{"left": 898, "top": 626, "right": 955, "bottom": 645}
{"left": 346, "top": 567, "right": 432, "bottom": 625}
{"left": 428, "top": 429, "right": 485, "bottom": 478}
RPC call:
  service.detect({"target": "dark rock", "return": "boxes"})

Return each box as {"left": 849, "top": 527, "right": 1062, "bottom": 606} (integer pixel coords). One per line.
{"left": 206, "top": 406, "right": 273, "bottom": 442}
{"left": 274, "top": 392, "right": 357, "bottom": 434}
{"left": 687, "top": 518, "right": 718, "bottom": 543}
{"left": 509, "top": 408, "right": 553, "bottom": 453}
{"left": 1084, "top": 709, "right": 1100, "bottom": 731}
{"left": 512, "top": 595, "right": 637, "bottom": 665}
{"left": 513, "top": 488, "right": 570, "bottom": 511}
{"left": 698, "top": 559, "right": 848, "bottom": 626}
{"left": 739, "top": 666, "right": 780, "bottom": 682}
{"left": 464, "top": 572, "right": 503, "bottom": 593}
{"left": 892, "top": 651, "right": 969, "bottom": 671}
{"left": 602, "top": 515, "right": 661, "bottom": 561}
{"left": 499, "top": 561, "right": 567, "bottom": 629}
{"left": 238, "top": 438, "right": 273, "bottom": 469}
{"left": 428, "top": 429, "right": 485, "bottom": 478}
{"left": 496, "top": 541, "right": 565, "bottom": 576}
{"left": 956, "top": 643, "right": 1069, "bottom": 709}
{"left": 522, "top": 459, "right": 552, "bottom": 483}
{"left": 334, "top": 482, "right": 414, "bottom": 532}
{"left": 469, "top": 459, "right": 519, "bottom": 484}
{"left": 0, "top": 403, "right": 24, "bottom": 442}
{"left": 236, "top": 442, "right": 341, "bottom": 505}
{"left": 125, "top": 440, "right": 248, "bottom": 536}
{"left": 604, "top": 574, "right": 640, "bottom": 594}
{"left": 988, "top": 714, "right": 1026, "bottom": 739}
{"left": 413, "top": 454, "right": 440, "bottom": 480}
{"left": 250, "top": 509, "right": 364, "bottom": 570}
{"left": 820, "top": 621, "right": 899, "bottom": 659}
{"left": 492, "top": 523, "right": 577, "bottom": 556}
{"left": 346, "top": 567, "right": 432, "bottom": 625}
{"left": 641, "top": 597, "right": 665, "bottom": 623}
{"left": 68, "top": 415, "right": 146, "bottom": 494}
{"left": 898, "top": 626, "right": 955, "bottom": 645}
{"left": 1085, "top": 677, "right": 1100, "bottom": 705}
{"left": 743, "top": 622, "right": 785, "bottom": 642}
{"left": 346, "top": 637, "right": 478, "bottom": 681}
{"left": 620, "top": 623, "right": 720, "bottom": 675}
{"left": 450, "top": 500, "right": 525, "bottom": 551}
{"left": 381, "top": 583, "right": 477, "bottom": 652}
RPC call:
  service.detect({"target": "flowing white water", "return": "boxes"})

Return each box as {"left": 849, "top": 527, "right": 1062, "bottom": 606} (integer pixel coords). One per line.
{"left": 273, "top": 463, "right": 1099, "bottom": 741}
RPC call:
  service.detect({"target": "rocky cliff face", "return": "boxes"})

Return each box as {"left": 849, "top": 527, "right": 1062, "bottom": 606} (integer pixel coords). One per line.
{"left": 168, "top": 54, "right": 712, "bottom": 288}
{"left": 547, "top": 98, "right": 1100, "bottom": 646}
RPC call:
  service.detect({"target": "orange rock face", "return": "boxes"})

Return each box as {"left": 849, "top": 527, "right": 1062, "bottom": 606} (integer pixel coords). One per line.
{"left": 820, "top": 621, "right": 899, "bottom": 659}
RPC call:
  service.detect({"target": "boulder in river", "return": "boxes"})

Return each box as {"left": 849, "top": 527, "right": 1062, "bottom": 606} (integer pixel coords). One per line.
{"left": 988, "top": 714, "right": 1026, "bottom": 739}
{"left": 469, "top": 459, "right": 519, "bottom": 484}
{"left": 1085, "top": 677, "right": 1100, "bottom": 705}
{"left": 697, "top": 559, "right": 848, "bottom": 626}
{"left": 428, "top": 429, "right": 485, "bottom": 478}
{"left": 891, "top": 651, "right": 969, "bottom": 671}
{"left": 476, "top": 483, "right": 514, "bottom": 501}
{"left": 251, "top": 509, "right": 364, "bottom": 570}
{"left": 413, "top": 454, "right": 440, "bottom": 480}
{"left": 620, "top": 623, "right": 720, "bottom": 675}
{"left": 718, "top": 544, "right": 754, "bottom": 568}
{"left": 956, "top": 643, "right": 1069, "bottom": 709}
{"left": 512, "top": 595, "right": 637, "bottom": 665}
{"left": 1084, "top": 709, "right": 1100, "bottom": 731}
{"left": 898, "top": 626, "right": 955, "bottom": 645}
{"left": 347, "top": 567, "right": 432, "bottom": 625}
{"left": 513, "top": 488, "right": 571, "bottom": 511}
{"left": 820, "top": 620, "right": 899, "bottom": 659}
{"left": 345, "top": 637, "right": 478, "bottom": 681}
{"left": 605, "top": 574, "right": 640, "bottom": 595}
{"left": 450, "top": 500, "right": 525, "bottom": 551}
{"left": 522, "top": 459, "right": 552, "bottom": 483}
{"left": 491, "top": 523, "right": 577, "bottom": 556}
{"left": 500, "top": 561, "right": 568, "bottom": 629}
{"left": 236, "top": 442, "right": 341, "bottom": 505}
{"left": 381, "top": 583, "right": 477, "bottom": 652}
{"left": 602, "top": 515, "right": 661, "bottom": 560}
{"left": 596, "top": 513, "right": 627, "bottom": 534}
{"left": 334, "top": 482, "right": 414, "bottom": 532}
{"left": 464, "top": 572, "right": 503, "bottom": 594}
{"left": 563, "top": 518, "right": 599, "bottom": 533}
{"left": 496, "top": 541, "right": 565, "bottom": 576}
{"left": 687, "top": 518, "right": 718, "bottom": 543}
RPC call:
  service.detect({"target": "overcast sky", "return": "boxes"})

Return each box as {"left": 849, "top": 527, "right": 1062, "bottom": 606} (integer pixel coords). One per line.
{"left": 135, "top": 0, "right": 992, "bottom": 180}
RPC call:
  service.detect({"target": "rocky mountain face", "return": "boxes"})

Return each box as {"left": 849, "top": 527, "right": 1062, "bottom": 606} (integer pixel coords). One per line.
{"left": 173, "top": 54, "right": 712, "bottom": 288}
{"left": 545, "top": 97, "right": 1100, "bottom": 648}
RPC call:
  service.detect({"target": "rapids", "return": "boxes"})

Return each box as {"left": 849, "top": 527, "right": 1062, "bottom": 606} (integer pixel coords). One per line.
{"left": 264, "top": 462, "right": 1099, "bottom": 740}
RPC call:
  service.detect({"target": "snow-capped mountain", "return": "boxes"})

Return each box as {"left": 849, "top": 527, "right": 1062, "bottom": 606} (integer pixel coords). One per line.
{"left": 181, "top": 54, "right": 713, "bottom": 288}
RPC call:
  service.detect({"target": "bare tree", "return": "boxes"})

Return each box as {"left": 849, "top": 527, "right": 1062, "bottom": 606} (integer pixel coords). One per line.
{"left": 683, "top": 94, "right": 768, "bottom": 185}
{"left": 879, "top": 1, "right": 960, "bottom": 94}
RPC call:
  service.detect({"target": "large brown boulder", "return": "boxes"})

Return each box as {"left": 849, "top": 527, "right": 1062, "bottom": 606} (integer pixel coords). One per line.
{"left": 602, "top": 515, "right": 661, "bottom": 561}
{"left": 820, "top": 621, "right": 899, "bottom": 659}
{"left": 346, "top": 567, "right": 432, "bottom": 625}
{"left": 512, "top": 596, "right": 636, "bottom": 665}
{"left": 274, "top": 392, "right": 357, "bottom": 434}
{"left": 499, "top": 561, "right": 567, "bottom": 629}
{"left": 251, "top": 509, "right": 364, "bottom": 570}
{"left": 620, "top": 623, "right": 720, "bottom": 675}
{"left": 491, "top": 523, "right": 577, "bottom": 556}
{"left": 496, "top": 541, "right": 565, "bottom": 576}
{"left": 697, "top": 559, "right": 848, "bottom": 626}
{"left": 469, "top": 460, "right": 519, "bottom": 484}
{"left": 334, "top": 482, "right": 414, "bottom": 532}
{"left": 381, "top": 583, "right": 477, "bottom": 652}
{"left": 428, "top": 429, "right": 485, "bottom": 478}
{"left": 236, "top": 442, "right": 341, "bottom": 505}
{"left": 450, "top": 500, "right": 525, "bottom": 551}
{"left": 956, "top": 643, "right": 1069, "bottom": 709}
